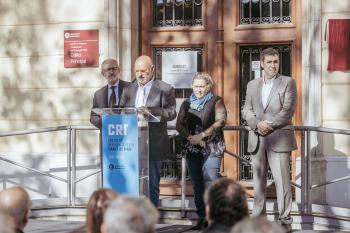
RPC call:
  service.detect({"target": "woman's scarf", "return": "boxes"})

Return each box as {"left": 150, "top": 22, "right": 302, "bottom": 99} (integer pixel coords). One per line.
{"left": 189, "top": 91, "right": 213, "bottom": 111}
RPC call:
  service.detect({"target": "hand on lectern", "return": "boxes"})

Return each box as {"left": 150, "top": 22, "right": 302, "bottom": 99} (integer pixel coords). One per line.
{"left": 137, "top": 107, "right": 150, "bottom": 115}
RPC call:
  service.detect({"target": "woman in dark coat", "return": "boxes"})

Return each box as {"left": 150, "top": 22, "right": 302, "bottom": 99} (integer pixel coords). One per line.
{"left": 176, "top": 72, "right": 227, "bottom": 230}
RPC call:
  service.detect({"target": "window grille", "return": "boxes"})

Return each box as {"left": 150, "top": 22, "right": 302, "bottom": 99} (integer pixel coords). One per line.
{"left": 153, "top": 0, "right": 203, "bottom": 27}
{"left": 240, "top": 0, "right": 291, "bottom": 25}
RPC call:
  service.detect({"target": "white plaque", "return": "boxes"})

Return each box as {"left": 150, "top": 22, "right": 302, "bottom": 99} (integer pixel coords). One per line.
{"left": 252, "top": 60, "right": 260, "bottom": 70}
{"left": 162, "top": 51, "right": 197, "bottom": 88}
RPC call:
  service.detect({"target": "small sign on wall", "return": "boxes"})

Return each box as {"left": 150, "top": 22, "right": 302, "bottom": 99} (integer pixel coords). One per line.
{"left": 252, "top": 60, "right": 261, "bottom": 79}
{"left": 64, "top": 29, "right": 99, "bottom": 68}
{"left": 162, "top": 51, "right": 197, "bottom": 88}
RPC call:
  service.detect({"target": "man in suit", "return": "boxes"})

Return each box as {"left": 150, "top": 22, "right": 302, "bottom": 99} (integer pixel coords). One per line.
{"left": 0, "top": 186, "right": 32, "bottom": 233}
{"left": 120, "top": 55, "right": 176, "bottom": 207}
{"left": 90, "top": 58, "right": 131, "bottom": 128}
{"left": 242, "top": 47, "right": 297, "bottom": 229}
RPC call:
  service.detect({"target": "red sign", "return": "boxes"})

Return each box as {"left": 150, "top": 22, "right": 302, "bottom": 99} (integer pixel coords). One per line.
{"left": 64, "top": 29, "right": 99, "bottom": 68}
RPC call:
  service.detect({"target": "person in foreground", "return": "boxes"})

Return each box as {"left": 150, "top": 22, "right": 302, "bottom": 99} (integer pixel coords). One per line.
{"left": 231, "top": 216, "right": 286, "bottom": 233}
{"left": 86, "top": 188, "right": 118, "bottom": 233}
{"left": 120, "top": 55, "right": 176, "bottom": 207}
{"left": 90, "top": 58, "right": 131, "bottom": 128}
{"left": 203, "top": 178, "right": 248, "bottom": 233}
{"left": 0, "top": 211, "right": 15, "bottom": 233}
{"left": 242, "top": 47, "right": 297, "bottom": 232}
{"left": 176, "top": 72, "right": 227, "bottom": 230}
{"left": 101, "top": 196, "right": 159, "bottom": 233}
{"left": 0, "top": 186, "right": 32, "bottom": 233}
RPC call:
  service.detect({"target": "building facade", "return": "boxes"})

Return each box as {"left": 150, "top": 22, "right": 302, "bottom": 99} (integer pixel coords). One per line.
{"left": 0, "top": 0, "right": 349, "bottom": 207}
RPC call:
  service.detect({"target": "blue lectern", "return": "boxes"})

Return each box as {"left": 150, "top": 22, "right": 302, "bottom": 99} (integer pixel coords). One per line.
{"left": 92, "top": 108, "right": 158, "bottom": 198}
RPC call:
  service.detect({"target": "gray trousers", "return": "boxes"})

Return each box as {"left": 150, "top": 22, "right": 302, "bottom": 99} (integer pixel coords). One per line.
{"left": 251, "top": 136, "right": 292, "bottom": 221}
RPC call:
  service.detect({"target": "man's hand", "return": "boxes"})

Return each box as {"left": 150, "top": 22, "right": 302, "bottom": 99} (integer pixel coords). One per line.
{"left": 137, "top": 107, "right": 150, "bottom": 114}
{"left": 257, "top": 120, "right": 273, "bottom": 136}
{"left": 188, "top": 134, "right": 206, "bottom": 147}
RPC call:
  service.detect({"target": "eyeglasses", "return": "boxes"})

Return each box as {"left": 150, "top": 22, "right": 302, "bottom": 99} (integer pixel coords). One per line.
{"left": 104, "top": 67, "right": 119, "bottom": 72}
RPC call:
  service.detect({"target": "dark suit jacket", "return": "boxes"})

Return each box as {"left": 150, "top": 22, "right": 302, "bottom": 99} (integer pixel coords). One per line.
{"left": 90, "top": 79, "right": 131, "bottom": 129}
{"left": 202, "top": 223, "right": 230, "bottom": 233}
{"left": 242, "top": 74, "right": 297, "bottom": 153}
{"left": 120, "top": 79, "right": 177, "bottom": 160}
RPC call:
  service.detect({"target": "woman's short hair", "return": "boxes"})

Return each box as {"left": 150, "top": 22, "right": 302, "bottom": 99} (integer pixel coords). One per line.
{"left": 86, "top": 188, "right": 118, "bottom": 233}
{"left": 192, "top": 72, "right": 214, "bottom": 89}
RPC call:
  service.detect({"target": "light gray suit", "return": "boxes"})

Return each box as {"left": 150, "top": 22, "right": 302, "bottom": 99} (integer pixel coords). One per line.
{"left": 242, "top": 74, "right": 297, "bottom": 222}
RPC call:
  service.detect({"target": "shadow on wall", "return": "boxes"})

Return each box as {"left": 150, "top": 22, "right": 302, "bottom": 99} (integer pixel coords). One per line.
{"left": 310, "top": 131, "right": 348, "bottom": 206}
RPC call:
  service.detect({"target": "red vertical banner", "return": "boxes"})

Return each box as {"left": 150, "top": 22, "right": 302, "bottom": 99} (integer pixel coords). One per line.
{"left": 64, "top": 29, "right": 99, "bottom": 68}
{"left": 327, "top": 19, "right": 350, "bottom": 71}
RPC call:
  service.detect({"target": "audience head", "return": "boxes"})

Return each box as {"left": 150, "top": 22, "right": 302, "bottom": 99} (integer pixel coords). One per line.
{"left": 134, "top": 55, "right": 154, "bottom": 86}
{"left": 0, "top": 211, "right": 15, "bottom": 233}
{"left": 86, "top": 188, "right": 118, "bottom": 233}
{"left": 102, "top": 196, "right": 159, "bottom": 233}
{"left": 192, "top": 72, "right": 213, "bottom": 99}
{"left": 101, "top": 58, "right": 121, "bottom": 85}
{"left": 0, "top": 186, "right": 31, "bottom": 231}
{"left": 230, "top": 216, "right": 286, "bottom": 233}
{"left": 204, "top": 178, "right": 248, "bottom": 227}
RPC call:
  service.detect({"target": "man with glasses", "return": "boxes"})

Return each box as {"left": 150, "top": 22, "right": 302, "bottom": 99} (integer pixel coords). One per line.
{"left": 90, "top": 58, "right": 131, "bottom": 128}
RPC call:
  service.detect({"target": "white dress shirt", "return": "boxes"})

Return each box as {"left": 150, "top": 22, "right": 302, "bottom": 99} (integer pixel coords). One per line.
{"left": 261, "top": 75, "right": 276, "bottom": 108}
{"left": 135, "top": 79, "right": 154, "bottom": 107}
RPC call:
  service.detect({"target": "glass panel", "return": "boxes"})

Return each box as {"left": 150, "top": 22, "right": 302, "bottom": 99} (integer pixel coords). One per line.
{"left": 282, "top": 0, "right": 291, "bottom": 22}
{"left": 261, "top": 0, "right": 271, "bottom": 23}
{"left": 251, "top": 0, "right": 261, "bottom": 24}
{"left": 240, "top": 0, "right": 291, "bottom": 25}
{"left": 239, "top": 44, "right": 292, "bottom": 180}
{"left": 153, "top": 0, "right": 203, "bottom": 27}
{"left": 271, "top": 0, "right": 281, "bottom": 23}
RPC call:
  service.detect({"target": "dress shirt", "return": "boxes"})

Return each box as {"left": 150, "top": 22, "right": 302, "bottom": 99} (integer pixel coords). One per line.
{"left": 108, "top": 80, "right": 119, "bottom": 106}
{"left": 135, "top": 79, "right": 154, "bottom": 107}
{"left": 261, "top": 75, "right": 276, "bottom": 108}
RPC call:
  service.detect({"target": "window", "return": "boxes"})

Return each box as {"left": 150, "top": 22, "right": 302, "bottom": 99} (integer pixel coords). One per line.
{"left": 240, "top": 0, "right": 291, "bottom": 25}
{"left": 153, "top": 0, "right": 203, "bottom": 27}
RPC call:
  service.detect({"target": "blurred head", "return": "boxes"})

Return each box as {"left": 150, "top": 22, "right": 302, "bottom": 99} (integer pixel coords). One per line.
{"left": 230, "top": 216, "right": 286, "bottom": 233}
{"left": 86, "top": 188, "right": 118, "bottom": 233}
{"left": 192, "top": 72, "right": 213, "bottom": 99}
{"left": 0, "top": 211, "right": 15, "bottom": 233}
{"left": 134, "top": 55, "right": 154, "bottom": 86}
{"left": 260, "top": 48, "right": 280, "bottom": 80}
{"left": 204, "top": 178, "right": 248, "bottom": 227}
{"left": 101, "top": 58, "right": 121, "bottom": 85}
{"left": 0, "top": 186, "right": 31, "bottom": 231}
{"left": 102, "top": 196, "right": 159, "bottom": 233}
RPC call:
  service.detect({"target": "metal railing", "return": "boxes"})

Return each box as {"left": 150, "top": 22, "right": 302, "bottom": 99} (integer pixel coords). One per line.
{"left": 0, "top": 125, "right": 349, "bottom": 219}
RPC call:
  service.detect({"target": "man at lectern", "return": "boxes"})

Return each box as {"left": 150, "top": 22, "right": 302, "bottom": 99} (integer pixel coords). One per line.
{"left": 90, "top": 58, "right": 131, "bottom": 128}
{"left": 120, "top": 55, "right": 177, "bottom": 207}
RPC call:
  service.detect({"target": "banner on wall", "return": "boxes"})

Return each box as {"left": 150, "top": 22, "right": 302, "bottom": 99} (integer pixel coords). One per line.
{"left": 64, "top": 29, "right": 99, "bottom": 68}
{"left": 101, "top": 114, "right": 139, "bottom": 196}
{"left": 162, "top": 51, "right": 197, "bottom": 88}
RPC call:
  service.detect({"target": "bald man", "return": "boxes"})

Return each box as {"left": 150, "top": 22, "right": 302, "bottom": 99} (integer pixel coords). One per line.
{"left": 0, "top": 187, "right": 31, "bottom": 233}
{"left": 120, "top": 55, "right": 176, "bottom": 207}
{"left": 90, "top": 58, "right": 131, "bottom": 128}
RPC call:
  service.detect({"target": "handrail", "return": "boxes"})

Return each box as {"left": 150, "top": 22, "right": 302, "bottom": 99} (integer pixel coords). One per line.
{"left": 0, "top": 124, "right": 349, "bottom": 220}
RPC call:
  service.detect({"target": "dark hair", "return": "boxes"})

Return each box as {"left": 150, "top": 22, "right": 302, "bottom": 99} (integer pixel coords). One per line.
{"left": 86, "top": 188, "right": 118, "bottom": 233}
{"left": 204, "top": 178, "right": 248, "bottom": 227}
{"left": 260, "top": 47, "right": 279, "bottom": 61}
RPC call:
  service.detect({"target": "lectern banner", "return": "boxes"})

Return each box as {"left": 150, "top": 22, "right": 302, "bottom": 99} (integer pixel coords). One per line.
{"left": 101, "top": 114, "right": 139, "bottom": 196}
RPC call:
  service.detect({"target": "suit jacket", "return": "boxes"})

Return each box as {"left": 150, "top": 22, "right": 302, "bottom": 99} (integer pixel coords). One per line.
{"left": 242, "top": 74, "right": 297, "bottom": 153}
{"left": 202, "top": 223, "right": 230, "bottom": 233}
{"left": 90, "top": 79, "right": 131, "bottom": 128}
{"left": 120, "top": 79, "right": 177, "bottom": 160}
